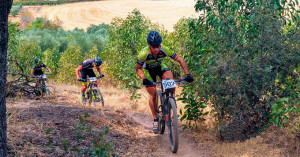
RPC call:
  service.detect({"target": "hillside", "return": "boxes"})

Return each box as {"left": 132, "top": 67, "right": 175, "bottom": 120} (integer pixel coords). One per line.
{"left": 6, "top": 81, "right": 299, "bottom": 156}
{"left": 9, "top": 0, "right": 200, "bottom": 31}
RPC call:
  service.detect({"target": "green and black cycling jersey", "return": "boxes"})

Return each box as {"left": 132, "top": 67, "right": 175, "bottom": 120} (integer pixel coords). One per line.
{"left": 137, "top": 44, "right": 178, "bottom": 69}
{"left": 137, "top": 44, "right": 178, "bottom": 84}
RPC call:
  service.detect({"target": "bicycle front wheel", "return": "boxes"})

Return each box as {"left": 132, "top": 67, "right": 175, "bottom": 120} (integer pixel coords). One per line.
{"left": 167, "top": 98, "right": 179, "bottom": 153}
{"left": 156, "top": 90, "right": 165, "bottom": 134}
{"left": 92, "top": 87, "right": 104, "bottom": 107}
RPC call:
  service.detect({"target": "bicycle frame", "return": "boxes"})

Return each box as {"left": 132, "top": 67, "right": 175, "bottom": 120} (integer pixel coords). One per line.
{"left": 82, "top": 76, "right": 104, "bottom": 107}
{"left": 32, "top": 74, "right": 50, "bottom": 96}
{"left": 156, "top": 79, "right": 184, "bottom": 122}
{"left": 155, "top": 79, "right": 184, "bottom": 153}
{"left": 159, "top": 85, "right": 174, "bottom": 122}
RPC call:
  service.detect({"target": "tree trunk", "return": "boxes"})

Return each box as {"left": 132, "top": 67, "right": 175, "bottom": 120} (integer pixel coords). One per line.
{"left": 0, "top": 1, "right": 13, "bottom": 156}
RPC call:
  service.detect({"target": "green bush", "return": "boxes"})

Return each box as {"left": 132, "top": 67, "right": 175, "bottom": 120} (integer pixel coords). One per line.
{"left": 57, "top": 45, "right": 83, "bottom": 83}
{"left": 29, "top": 17, "right": 61, "bottom": 30}
{"left": 10, "top": 3, "right": 22, "bottom": 17}
{"left": 181, "top": 0, "right": 300, "bottom": 141}
{"left": 42, "top": 48, "right": 61, "bottom": 75}
{"left": 102, "top": 9, "right": 167, "bottom": 106}
{"left": 14, "top": 41, "right": 42, "bottom": 74}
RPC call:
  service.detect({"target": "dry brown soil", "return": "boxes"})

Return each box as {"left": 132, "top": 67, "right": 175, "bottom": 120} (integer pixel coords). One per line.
{"left": 6, "top": 80, "right": 299, "bottom": 156}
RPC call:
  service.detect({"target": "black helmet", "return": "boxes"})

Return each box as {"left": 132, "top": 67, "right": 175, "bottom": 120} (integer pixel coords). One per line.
{"left": 147, "top": 31, "right": 162, "bottom": 46}
{"left": 94, "top": 57, "right": 102, "bottom": 66}
{"left": 35, "top": 58, "right": 41, "bottom": 65}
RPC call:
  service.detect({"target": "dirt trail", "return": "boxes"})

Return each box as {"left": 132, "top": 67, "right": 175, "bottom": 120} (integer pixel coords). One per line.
{"left": 51, "top": 81, "right": 209, "bottom": 156}
{"left": 126, "top": 111, "right": 204, "bottom": 157}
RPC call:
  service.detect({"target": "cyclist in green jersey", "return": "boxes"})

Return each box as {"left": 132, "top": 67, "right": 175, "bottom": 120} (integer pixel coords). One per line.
{"left": 136, "top": 31, "right": 194, "bottom": 134}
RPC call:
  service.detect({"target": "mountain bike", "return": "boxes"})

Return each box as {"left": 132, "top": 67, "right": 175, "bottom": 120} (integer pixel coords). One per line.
{"left": 154, "top": 78, "right": 185, "bottom": 153}
{"left": 81, "top": 76, "right": 104, "bottom": 107}
{"left": 32, "top": 73, "right": 52, "bottom": 97}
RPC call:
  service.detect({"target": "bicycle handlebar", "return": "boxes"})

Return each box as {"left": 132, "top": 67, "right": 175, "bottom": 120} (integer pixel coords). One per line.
{"left": 153, "top": 78, "right": 185, "bottom": 85}
{"left": 30, "top": 73, "right": 52, "bottom": 78}
{"left": 79, "top": 76, "right": 103, "bottom": 82}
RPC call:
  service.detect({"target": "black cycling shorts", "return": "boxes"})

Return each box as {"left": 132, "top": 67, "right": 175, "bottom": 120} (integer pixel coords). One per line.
{"left": 34, "top": 70, "right": 43, "bottom": 76}
{"left": 144, "top": 66, "right": 170, "bottom": 87}
{"left": 80, "top": 69, "right": 96, "bottom": 80}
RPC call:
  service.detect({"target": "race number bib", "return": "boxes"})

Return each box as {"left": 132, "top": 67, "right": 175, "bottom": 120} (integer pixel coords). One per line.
{"left": 89, "top": 77, "right": 97, "bottom": 82}
{"left": 42, "top": 74, "right": 47, "bottom": 79}
{"left": 162, "top": 79, "right": 176, "bottom": 89}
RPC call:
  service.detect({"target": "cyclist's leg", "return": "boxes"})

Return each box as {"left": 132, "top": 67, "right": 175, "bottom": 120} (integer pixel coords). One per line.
{"left": 144, "top": 68, "right": 158, "bottom": 120}
{"left": 145, "top": 68, "right": 161, "bottom": 133}
{"left": 160, "top": 63, "right": 175, "bottom": 94}
{"left": 80, "top": 70, "right": 88, "bottom": 94}
{"left": 86, "top": 69, "right": 98, "bottom": 87}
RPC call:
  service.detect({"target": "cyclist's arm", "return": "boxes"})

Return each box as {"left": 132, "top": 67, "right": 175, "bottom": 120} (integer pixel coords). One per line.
{"left": 75, "top": 65, "right": 83, "bottom": 79}
{"left": 174, "top": 56, "right": 190, "bottom": 75}
{"left": 136, "top": 64, "right": 146, "bottom": 79}
{"left": 45, "top": 67, "right": 52, "bottom": 74}
{"left": 95, "top": 66, "right": 103, "bottom": 75}
{"left": 30, "top": 69, "right": 34, "bottom": 76}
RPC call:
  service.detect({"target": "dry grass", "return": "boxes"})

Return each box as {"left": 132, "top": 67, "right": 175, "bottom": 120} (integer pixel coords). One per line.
{"left": 9, "top": 0, "right": 200, "bottom": 31}
{"left": 6, "top": 79, "right": 299, "bottom": 156}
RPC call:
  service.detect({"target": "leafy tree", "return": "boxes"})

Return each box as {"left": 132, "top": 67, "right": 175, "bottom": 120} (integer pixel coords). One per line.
{"left": 57, "top": 45, "right": 83, "bottom": 83}
{"left": 103, "top": 9, "right": 165, "bottom": 106}
{"left": 15, "top": 41, "right": 42, "bottom": 74}
{"left": 7, "top": 22, "right": 20, "bottom": 59}
{"left": 180, "top": 0, "right": 300, "bottom": 141}
{"left": 42, "top": 47, "right": 61, "bottom": 75}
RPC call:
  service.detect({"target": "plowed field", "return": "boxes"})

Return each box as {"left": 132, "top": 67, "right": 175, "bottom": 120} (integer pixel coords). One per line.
{"left": 12, "top": 0, "right": 200, "bottom": 31}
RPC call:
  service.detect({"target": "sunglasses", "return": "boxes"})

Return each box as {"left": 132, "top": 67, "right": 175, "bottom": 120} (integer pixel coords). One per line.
{"left": 150, "top": 45, "right": 161, "bottom": 48}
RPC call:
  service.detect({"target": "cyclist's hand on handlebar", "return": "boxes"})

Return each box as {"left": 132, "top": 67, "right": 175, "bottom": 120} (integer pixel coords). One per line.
{"left": 78, "top": 78, "right": 84, "bottom": 82}
{"left": 184, "top": 74, "right": 194, "bottom": 82}
{"left": 99, "top": 74, "right": 104, "bottom": 78}
{"left": 143, "top": 78, "right": 154, "bottom": 86}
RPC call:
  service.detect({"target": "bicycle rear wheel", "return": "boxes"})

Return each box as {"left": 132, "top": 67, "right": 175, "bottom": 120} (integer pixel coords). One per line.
{"left": 167, "top": 98, "right": 179, "bottom": 153}
{"left": 156, "top": 90, "right": 165, "bottom": 134}
{"left": 92, "top": 87, "right": 104, "bottom": 107}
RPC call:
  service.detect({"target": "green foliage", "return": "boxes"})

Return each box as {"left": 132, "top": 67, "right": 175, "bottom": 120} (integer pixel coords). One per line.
{"left": 179, "top": 84, "right": 208, "bottom": 129}
{"left": 45, "top": 112, "right": 115, "bottom": 156}
{"left": 181, "top": 0, "right": 300, "bottom": 141}
{"left": 8, "top": 21, "right": 109, "bottom": 81}
{"left": 57, "top": 45, "right": 83, "bottom": 83}
{"left": 14, "top": 41, "right": 42, "bottom": 74}
{"left": 10, "top": 3, "right": 22, "bottom": 17}
{"left": 7, "top": 22, "right": 20, "bottom": 58}
{"left": 103, "top": 9, "right": 164, "bottom": 106}
{"left": 29, "top": 17, "right": 61, "bottom": 30}
{"left": 164, "top": 18, "right": 196, "bottom": 78}
{"left": 269, "top": 97, "right": 299, "bottom": 127}
{"left": 42, "top": 48, "right": 61, "bottom": 75}
{"left": 20, "top": 21, "right": 109, "bottom": 54}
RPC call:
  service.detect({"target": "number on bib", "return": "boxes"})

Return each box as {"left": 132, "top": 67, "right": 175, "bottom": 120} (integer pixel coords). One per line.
{"left": 89, "top": 77, "right": 97, "bottom": 82}
{"left": 162, "top": 79, "right": 176, "bottom": 89}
